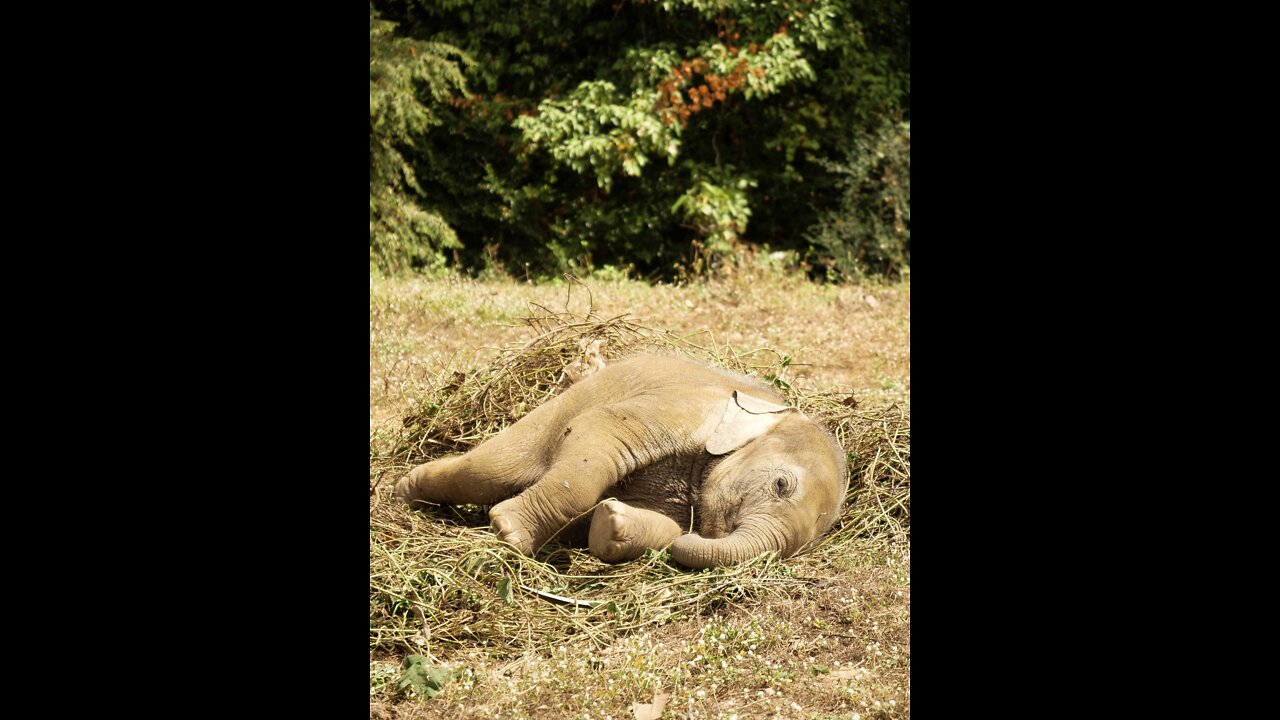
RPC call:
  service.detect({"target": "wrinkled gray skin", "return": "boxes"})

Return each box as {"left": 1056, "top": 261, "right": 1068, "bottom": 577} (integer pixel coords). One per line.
{"left": 393, "top": 355, "right": 847, "bottom": 568}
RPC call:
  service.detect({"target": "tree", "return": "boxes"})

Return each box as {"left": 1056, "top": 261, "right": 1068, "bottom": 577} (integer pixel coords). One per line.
{"left": 369, "top": 8, "right": 471, "bottom": 272}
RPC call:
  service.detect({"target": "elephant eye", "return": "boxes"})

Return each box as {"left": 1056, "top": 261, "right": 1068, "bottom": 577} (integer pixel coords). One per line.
{"left": 773, "top": 474, "right": 795, "bottom": 498}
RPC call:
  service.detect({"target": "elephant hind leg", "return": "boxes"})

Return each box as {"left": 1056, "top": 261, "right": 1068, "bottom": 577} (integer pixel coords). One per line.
{"left": 394, "top": 445, "right": 546, "bottom": 507}
{"left": 588, "top": 500, "right": 683, "bottom": 564}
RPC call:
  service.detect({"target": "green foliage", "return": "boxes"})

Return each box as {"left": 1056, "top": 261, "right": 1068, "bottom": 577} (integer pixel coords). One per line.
{"left": 369, "top": 9, "right": 472, "bottom": 273}
{"left": 514, "top": 81, "right": 679, "bottom": 191}
{"left": 807, "top": 120, "right": 910, "bottom": 279}
{"left": 671, "top": 166, "right": 756, "bottom": 253}
{"left": 371, "top": 0, "right": 910, "bottom": 280}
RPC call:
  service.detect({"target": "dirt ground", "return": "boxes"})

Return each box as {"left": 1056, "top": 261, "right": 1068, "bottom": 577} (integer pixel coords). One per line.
{"left": 370, "top": 273, "right": 910, "bottom": 719}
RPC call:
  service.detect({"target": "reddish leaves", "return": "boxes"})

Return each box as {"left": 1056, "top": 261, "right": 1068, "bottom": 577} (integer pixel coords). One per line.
{"left": 655, "top": 56, "right": 754, "bottom": 127}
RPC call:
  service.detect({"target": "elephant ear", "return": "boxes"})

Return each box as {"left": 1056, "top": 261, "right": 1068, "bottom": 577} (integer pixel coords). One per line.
{"left": 706, "top": 391, "right": 793, "bottom": 455}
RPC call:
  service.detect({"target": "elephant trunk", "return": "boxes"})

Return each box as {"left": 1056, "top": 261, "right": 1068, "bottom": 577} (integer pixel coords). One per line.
{"left": 669, "top": 520, "right": 790, "bottom": 569}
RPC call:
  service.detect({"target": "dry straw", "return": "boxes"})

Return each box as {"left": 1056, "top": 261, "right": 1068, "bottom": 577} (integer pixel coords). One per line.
{"left": 370, "top": 298, "right": 909, "bottom": 659}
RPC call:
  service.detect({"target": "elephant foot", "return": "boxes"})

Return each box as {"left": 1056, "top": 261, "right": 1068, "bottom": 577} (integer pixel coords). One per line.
{"left": 489, "top": 499, "right": 536, "bottom": 556}
{"left": 588, "top": 500, "right": 645, "bottom": 563}
{"left": 393, "top": 467, "right": 429, "bottom": 506}
{"left": 589, "top": 501, "right": 685, "bottom": 563}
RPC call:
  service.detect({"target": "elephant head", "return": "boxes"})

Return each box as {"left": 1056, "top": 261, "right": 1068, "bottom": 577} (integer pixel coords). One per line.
{"left": 671, "top": 391, "right": 849, "bottom": 569}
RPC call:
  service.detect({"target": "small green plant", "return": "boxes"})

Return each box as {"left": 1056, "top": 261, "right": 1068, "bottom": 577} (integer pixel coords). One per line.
{"left": 590, "top": 264, "right": 635, "bottom": 282}
{"left": 370, "top": 661, "right": 399, "bottom": 695}
{"left": 764, "top": 355, "right": 793, "bottom": 391}
{"left": 396, "top": 655, "right": 459, "bottom": 699}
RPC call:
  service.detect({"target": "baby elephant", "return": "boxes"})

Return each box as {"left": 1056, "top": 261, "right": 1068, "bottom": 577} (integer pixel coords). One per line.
{"left": 394, "top": 354, "right": 847, "bottom": 568}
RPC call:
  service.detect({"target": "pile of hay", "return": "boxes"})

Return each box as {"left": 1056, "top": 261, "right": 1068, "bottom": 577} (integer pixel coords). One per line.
{"left": 369, "top": 305, "right": 909, "bottom": 659}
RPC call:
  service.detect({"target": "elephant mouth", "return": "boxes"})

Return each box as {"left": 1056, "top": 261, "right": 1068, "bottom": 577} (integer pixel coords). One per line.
{"left": 697, "top": 501, "right": 746, "bottom": 539}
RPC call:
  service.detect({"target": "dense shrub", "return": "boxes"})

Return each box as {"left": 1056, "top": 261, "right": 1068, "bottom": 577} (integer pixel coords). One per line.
{"left": 808, "top": 119, "right": 910, "bottom": 279}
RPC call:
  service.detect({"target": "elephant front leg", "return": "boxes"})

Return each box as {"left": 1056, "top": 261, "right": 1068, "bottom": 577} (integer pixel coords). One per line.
{"left": 485, "top": 401, "right": 669, "bottom": 555}
{"left": 487, "top": 450, "right": 629, "bottom": 555}
{"left": 588, "top": 500, "right": 684, "bottom": 563}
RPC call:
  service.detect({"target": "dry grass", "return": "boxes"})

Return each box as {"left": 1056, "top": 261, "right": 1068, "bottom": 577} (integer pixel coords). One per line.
{"left": 369, "top": 270, "right": 909, "bottom": 425}
{"left": 370, "top": 271, "right": 910, "bottom": 719}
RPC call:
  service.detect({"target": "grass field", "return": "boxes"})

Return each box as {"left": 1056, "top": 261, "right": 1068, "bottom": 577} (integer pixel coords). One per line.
{"left": 369, "top": 268, "right": 910, "bottom": 719}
